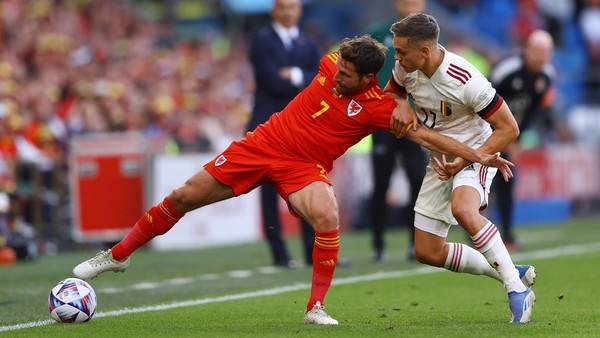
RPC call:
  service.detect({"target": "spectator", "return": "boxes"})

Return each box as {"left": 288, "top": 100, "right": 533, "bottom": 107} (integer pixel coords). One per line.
{"left": 0, "top": 192, "right": 38, "bottom": 261}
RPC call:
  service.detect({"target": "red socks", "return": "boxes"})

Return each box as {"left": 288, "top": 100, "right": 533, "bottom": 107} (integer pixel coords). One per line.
{"left": 307, "top": 229, "right": 340, "bottom": 311}
{"left": 111, "top": 198, "right": 184, "bottom": 260}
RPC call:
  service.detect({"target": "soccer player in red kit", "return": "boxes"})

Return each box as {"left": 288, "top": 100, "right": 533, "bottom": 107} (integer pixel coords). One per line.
{"left": 73, "top": 35, "right": 513, "bottom": 325}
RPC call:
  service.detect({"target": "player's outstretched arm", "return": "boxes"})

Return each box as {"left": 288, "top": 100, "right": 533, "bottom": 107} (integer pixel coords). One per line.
{"left": 406, "top": 125, "right": 482, "bottom": 163}
{"left": 405, "top": 125, "right": 514, "bottom": 179}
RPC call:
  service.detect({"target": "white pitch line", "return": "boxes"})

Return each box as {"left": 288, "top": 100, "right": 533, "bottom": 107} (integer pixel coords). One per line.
{"left": 97, "top": 266, "right": 284, "bottom": 294}
{"left": 2, "top": 242, "right": 600, "bottom": 332}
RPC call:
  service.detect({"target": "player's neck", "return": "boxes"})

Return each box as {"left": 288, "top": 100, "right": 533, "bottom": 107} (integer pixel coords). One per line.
{"left": 422, "top": 47, "right": 444, "bottom": 78}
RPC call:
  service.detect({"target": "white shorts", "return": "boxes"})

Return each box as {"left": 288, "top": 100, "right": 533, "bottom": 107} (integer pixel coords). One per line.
{"left": 414, "top": 161, "right": 497, "bottom": 227}
{"left": 414, "top": 212, "right": 451, "bottom": 238}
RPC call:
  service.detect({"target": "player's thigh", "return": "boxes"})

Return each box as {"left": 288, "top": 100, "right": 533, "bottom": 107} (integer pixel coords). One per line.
{"left": 450, "top": 185, "right": 482, "bottom": 219}
{"left": 205, "top": 138, "right": 270, "bottom": 196}
{"left": 288, "top": 181, "right": 339, "bottom": 231}
{"left": 170, "top": 169, "right": 236, "bottom": 212}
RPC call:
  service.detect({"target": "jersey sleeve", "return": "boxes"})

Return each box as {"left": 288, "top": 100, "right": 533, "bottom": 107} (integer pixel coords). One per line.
{"left": 370, "top": 95, "right": 397, "bottom": 132}
{"left": 464, "top": 75, "right": 503, "bottom": 120}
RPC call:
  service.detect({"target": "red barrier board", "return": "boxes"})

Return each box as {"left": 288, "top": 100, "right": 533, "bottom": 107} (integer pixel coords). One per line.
{"left": 70, "top": 133, "right": 147, "bottom": 242}
{"left": 516, "top": 145, "right": 600, "bottom": 200}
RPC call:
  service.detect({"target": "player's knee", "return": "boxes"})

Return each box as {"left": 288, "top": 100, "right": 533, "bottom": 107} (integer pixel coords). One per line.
{"left": 168, "top": 186, "right": 196, "bottom": 213}
{"left": 451, "top": 203, "right": 477, "bottom": 226}
{"left": 309, "top": 210, "right": 339, "bottom": 232}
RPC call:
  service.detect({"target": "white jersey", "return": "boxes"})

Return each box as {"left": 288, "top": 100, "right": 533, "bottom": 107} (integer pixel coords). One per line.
{"left": 391, "top": 45, "right": 502, "bottom": 160}
{"left": 391, "top": 45, "right": 504, "bottom": 226}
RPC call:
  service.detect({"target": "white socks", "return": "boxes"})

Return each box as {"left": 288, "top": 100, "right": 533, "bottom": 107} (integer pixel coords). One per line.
{"left": 444, "top": 242, "right": 500, "bottom": 280}
{"left": 443, "top": 222, "right": 526, "bottom": 293}
{"left": 471, "top": 222, "right": 525, "bottom": 293}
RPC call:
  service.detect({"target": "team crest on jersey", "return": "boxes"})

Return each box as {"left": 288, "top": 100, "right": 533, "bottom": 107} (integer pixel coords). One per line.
{"left": 347, "top": 99, "right": 363, "bottom": 117}
{"left": 318, "top": 76, "right": 326, "bottom": 86}
{"left": 215, "top": 154, "right": 227, "bottom": 166}
{"left": 440, "top": 101, "right": 453, "bottom": 116}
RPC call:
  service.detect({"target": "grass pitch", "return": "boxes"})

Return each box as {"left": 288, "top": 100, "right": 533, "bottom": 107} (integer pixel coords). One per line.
{"left": 1, "top": 217, "right": 599, "bottom": 337}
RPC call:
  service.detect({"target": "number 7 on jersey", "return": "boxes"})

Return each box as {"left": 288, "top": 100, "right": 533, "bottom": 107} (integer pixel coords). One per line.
{"left": 312, "top": 100, "right": 330, "bottom": 119}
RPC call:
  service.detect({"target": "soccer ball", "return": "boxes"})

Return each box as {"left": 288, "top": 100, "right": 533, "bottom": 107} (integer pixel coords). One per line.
{"left": 48, "top": 278, "right": 97, "bottom": 323}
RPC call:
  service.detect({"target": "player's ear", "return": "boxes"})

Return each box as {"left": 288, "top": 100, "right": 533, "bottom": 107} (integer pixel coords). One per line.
{"left": 421, "top": 44, "right": 430, "bottom": 58}
{"left": 362, "top": 73, "right": 375, "bottom": 86}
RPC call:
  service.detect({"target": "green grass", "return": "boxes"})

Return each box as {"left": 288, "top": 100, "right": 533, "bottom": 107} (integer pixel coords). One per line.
{"left": 1, "top": 217, "right": 600, "bottom": 337}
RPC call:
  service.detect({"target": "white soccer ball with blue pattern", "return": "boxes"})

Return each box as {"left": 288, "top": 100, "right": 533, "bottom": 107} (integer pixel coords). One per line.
{"left": 48, "top": 278, "right": 97, "bottom": 323}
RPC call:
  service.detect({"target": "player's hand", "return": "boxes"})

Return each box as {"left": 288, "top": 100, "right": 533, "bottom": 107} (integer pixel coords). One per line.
{"left": 433, "top": 153, "right": 514, "bottom": 182}
{"left": 479, "top": 152, "right": 514, "bottom": 182}
{"left": 432, "top": 155, "right": 467, "bottom": 180}
{"left": 390, "top": 99, "right": 418, "bottom": 138}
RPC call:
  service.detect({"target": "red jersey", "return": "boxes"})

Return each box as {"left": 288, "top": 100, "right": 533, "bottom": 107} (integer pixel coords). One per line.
{"left": 249, "top": 52, "right": 396, "bottom": 172}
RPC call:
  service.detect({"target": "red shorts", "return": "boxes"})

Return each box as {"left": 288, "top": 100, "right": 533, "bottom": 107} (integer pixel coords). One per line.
{"left": 204, "top": 135, "right": 332, "bottom": 206}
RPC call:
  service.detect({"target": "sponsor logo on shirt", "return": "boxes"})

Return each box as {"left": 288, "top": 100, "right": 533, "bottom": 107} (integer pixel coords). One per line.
{"left": 347, "top": 99, "right": 363, "bottom": 117}
{"left": 215, "top": 155, "right": 227, "bottom": 166}
{"left": 477, "top": 91, "right": 491, "bottom": 103}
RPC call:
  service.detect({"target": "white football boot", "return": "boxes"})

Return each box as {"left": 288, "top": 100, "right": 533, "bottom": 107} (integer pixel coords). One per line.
{"left": 304, "top": 301, "right": 339, "bottom": 325}
{"left": 73, "top": 249, "right": 130, "bottom": 279}
{"left": 515, "top": 265, "right": 537, "bottom": 288}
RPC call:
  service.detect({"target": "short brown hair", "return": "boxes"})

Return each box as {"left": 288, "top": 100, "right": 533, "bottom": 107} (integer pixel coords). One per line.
{"left": 390, "top": 13, "right": 439, "bottom": 46}
{"left": 338, "top": 35, "right": 387, "bottom": 76}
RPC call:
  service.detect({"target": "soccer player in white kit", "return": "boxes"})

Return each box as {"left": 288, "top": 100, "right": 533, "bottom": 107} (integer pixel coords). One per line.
{"left": 386, "top": 13, "right": 536, "bottom": 323}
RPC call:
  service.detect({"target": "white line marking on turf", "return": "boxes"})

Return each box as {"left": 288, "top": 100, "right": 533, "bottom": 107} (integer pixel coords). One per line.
{"left": 2, "top": 242, "right": 600, "bottom": 332}
{"left": 0, "top": 320, "right": 56, "bottom": 332}
{"left": 197, "top": 273, "right": 219, "bottom": 281}
{"left": 519, "top": 229, "right": 563, "bottom": 244}
{"left": 257, "top": 266, "right": 281, "bottom": 274}
{"left": 228, "top": 270, "right": 253, "bottom": 278}
{"left": 167, "top": 277, "right": 195, "bottom": 285}
{"left": 97, "top": 266, "right": 286, "bottom": 294}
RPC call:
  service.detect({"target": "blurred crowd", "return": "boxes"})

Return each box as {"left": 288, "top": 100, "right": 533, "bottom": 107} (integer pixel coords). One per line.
{"left": 1, "top": 0, "right": 599, "bottom": 262}
{"left": 0, "top": 0, "right": 256, "bottom": 260}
